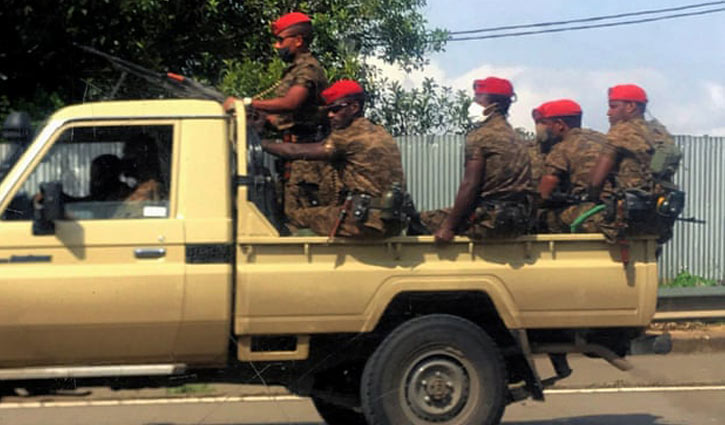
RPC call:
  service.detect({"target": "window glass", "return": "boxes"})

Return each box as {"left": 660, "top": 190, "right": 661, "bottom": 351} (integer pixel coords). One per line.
{"left": 1, "top": 124, "right": 173, "bottom": 221}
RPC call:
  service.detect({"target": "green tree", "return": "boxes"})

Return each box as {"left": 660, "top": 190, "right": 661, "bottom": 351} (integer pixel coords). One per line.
{"left": 1, "top": 0, "right": 470, "bottom": 135}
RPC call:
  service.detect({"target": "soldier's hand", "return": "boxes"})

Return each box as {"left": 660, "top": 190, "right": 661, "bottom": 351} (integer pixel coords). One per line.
{"left": 223, "top": 96, "right": 237, "bottom": 112}
{"left": 434, "top": 227, "right": 455, "bottom": 244}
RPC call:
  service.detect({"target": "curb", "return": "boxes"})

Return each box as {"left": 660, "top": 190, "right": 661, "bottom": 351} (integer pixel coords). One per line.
{"left": 668, "top": 330, "right": 725, "bottom": 354}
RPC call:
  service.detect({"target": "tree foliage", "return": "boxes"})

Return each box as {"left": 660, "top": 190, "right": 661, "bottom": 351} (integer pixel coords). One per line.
{"left": 1, "top": 0, "right": 471, "bottom": 135}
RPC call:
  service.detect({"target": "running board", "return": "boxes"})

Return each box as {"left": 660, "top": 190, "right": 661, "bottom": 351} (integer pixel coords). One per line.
{"left": 0, "top": 364, "right": 187, "bottom": 381}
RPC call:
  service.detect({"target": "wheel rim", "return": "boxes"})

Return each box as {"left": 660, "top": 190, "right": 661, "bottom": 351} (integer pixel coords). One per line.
{"left": 402, "top": 350, "right": 471, "bottom": 422}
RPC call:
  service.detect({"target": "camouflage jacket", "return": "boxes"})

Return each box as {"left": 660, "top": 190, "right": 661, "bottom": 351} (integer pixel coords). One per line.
{"left": 465, "top": 112, "right": 532, "bottom": 201}
{"left": 604, "top": 117, "right": 675, "bottom": 192}
{"left": 322, "top": 117, "right": 405, "bottom": 202}
{"left": 545, "top": 128, "right": 608, "bottom": 197}
{"left": 527, "top": 141, "right": 546, "bottom": 191}
{"left": 271, "top": 52, "right": 328, "bottom": 139}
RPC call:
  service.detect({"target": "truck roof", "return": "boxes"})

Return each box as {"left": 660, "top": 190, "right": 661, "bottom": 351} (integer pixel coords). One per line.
{"left": 50, "top": 99, "right": 225, "bottom": 121}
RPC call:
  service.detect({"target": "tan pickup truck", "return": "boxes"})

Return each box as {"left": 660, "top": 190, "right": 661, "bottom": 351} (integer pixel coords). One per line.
{"left": 0, "top": 100, "right": 670, "bottom": 425}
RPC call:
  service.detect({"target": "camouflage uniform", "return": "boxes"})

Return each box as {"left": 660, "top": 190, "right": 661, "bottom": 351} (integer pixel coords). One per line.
{"left": 527, "top": 141, "right": 546, "bottom": 189}
{"left": 601, "top": 117, "right": 679, "bottom": 242}
{"left": 421, "top": 112, "right": 532, "bottom": 239}
{"left": 268, "top": 52, "right": 330, "bottom": 226}
{"left": 542, "top": 128, "right": 608, "bottom": 233}
{"left": 289, "top": 117, "right": 406, "bottom": 238}
{"left": 527, "top": 140, "right": 547, "bottom": 233}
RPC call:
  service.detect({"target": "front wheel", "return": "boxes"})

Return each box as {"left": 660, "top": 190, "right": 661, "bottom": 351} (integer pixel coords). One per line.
{"left": 361, "top": 314, "right": 507, "bottom": 425}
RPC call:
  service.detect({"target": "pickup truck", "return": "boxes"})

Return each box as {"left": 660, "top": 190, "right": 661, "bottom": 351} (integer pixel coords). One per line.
{"left": 0, "top": 100, "right": 670, "bottom": 425}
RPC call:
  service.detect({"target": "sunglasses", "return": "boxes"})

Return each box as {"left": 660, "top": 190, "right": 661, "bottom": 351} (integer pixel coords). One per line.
{"left": 327, "top": 103, "right": 350, "bottom": 113}
{"left": 275, "top": 34, "right": 299, "bottom": 43}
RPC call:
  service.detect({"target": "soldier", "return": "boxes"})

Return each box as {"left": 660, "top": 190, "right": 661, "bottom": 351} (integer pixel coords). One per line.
{"left": 223, "top": 12, "right": 329, "bottom": 226}
{"left": 589, "top": 84, "right": 681, "bottom": 243}
{"left": 261, "top": 80, "right": 405, "bottom": 238}
{"left": 528, "top": 103, "right": 566, "bottom": 232}
{"left": 535, "top": 99, "right": 609, "bottom": 233}
{"left": 421, "top": 77, "right": 532, "bottom": 243}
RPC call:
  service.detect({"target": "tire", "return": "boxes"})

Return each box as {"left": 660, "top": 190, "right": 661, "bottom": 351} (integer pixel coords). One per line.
{"left": 312, "top": 396, "right": 368, "bottom": 425}
{"left": 361, "top": 314, "right": 507, "bottom": 425}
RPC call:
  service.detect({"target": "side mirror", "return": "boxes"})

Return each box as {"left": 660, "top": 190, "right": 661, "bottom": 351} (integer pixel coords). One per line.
{"left": 32, "top": 181, "right": 65, "bottom": 235}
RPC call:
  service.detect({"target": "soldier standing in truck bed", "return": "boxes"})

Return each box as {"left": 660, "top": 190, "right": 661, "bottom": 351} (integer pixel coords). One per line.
{"left": 223, "top": 12, "right": 330, "bottom": 227}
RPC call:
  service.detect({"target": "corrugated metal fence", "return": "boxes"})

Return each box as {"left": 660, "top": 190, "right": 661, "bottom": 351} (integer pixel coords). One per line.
{"left": 397, "top": 135, "right": 725, "bottom": 282}
{"left": 2, "top": 134, "right": 723, "bottom": 281}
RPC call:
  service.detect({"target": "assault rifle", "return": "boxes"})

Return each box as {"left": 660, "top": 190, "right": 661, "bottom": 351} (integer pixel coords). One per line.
{"left": 75, "top": 44, "right": 225, "bottom": 102}
{"left": 539, "top": 192, "right": 589, "bottom": 209}
{"left": 675, "top": 217, "right": 706, "bottom": 224}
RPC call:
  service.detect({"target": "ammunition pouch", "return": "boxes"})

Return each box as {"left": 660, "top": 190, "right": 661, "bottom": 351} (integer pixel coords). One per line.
{"left": 655, "top": 188, "right": 685, "bottom": 218}
{"left": 350, "top": 194, "right": 372, "bottom": 224}
{"left": 476, "top": 199, "right": 530, "bottom": 231}
{"left": 344, "top": 182, "right": 409, "bottom": 226}
{"left": 620, "top": 189, "right": 654, "bottom": 223}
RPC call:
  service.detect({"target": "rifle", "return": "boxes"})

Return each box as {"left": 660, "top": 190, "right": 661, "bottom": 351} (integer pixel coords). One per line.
{"left": 674, "top": 217, "right": 706, "bottom": 224}
{"left": 539, "top": 192, "right": 589, "bottom": 209}
{"left": 75, "top": 44, "right": 225, "bottom": 102}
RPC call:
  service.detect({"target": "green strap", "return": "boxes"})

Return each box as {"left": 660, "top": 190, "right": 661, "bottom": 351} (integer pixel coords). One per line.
{"left": 570, "top": 204, "right": 606, "bottom": 233}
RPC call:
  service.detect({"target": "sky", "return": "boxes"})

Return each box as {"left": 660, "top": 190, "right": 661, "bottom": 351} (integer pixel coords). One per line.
{"left": 373, "top": 0, "right": 725, "bottom": 135}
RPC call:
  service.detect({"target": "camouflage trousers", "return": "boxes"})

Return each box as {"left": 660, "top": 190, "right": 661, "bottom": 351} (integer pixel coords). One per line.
{"left": 545, "top": 203, "right": 608, "bottom": 233}
{"left": 420, "top": 205, "right": 527, "bottom": 240}
{"left": 284, "top": 160, "right": 338, "bottom": 229}
{"left": 289, "top": 206, "right": 400, "bottom": 238}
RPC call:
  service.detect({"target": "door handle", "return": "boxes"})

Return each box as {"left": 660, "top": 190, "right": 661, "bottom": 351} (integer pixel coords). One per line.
{"left": 134, "top": 248, "right": 166, "bottom": 259}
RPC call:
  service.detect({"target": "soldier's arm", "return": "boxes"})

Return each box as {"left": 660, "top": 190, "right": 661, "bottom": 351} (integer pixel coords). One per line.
{"left": 589, "top": 150, "right": 616, "bottom": 199}
{"left": 540, "top": 145, "right": 567, "bottom": 199}
{"left": 224, "top": 85, "right": 310, "bottom": 113}
{"left": 262, "top": 139, "right": 333, "bottom": 160}
{"left": 435, "top": 157, "right": 485, "bottom": 243}
{"left": 538, "top": 175, "right": 560, "bottom": 199}
{"left": 252, "top": 85, "right": 310, "bottom": 112}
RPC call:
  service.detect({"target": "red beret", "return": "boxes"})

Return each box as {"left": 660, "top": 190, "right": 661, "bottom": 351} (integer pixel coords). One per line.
{"left": 473, "top": 77, "right": 514, "bottom": 97}
{"left": 272, "top": 12, "right": 311, "bottom": 36}
{"left": 608, "top": 84, "right": 648, "bottom": 103}
{"left": 322, "top": 80, "right": 364, "bottom": 104}
{"left": 532, "top": 99, "right": 582, "bottom": 121}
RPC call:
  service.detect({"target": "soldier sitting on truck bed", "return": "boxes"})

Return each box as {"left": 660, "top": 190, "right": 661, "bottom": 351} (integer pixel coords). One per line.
{"left": 589, "top": 84, "right": 682, "bottom": 244}
{"left": 421, "top": 77, "right": 533, "bottom": 243}
{"left": 261, "top": 79, "right": 406, "bottom": 238}
{"left": 534, "top": 99, "right": 609, "bottom": 234}
{"left": 223, "top": 12, "right": 329, "bottom": 230}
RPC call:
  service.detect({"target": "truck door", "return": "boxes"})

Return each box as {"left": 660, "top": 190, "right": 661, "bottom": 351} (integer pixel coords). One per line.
{"left": 0, "top": 122, "right": 185, "bottom": 367}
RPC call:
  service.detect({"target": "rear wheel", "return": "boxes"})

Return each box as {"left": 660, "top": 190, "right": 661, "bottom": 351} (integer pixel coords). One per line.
{"left": 361, "top": 314, "right": 507, "bottom": 425}
{"left": 312, "top": 396, "right": 368, "bottom": 425}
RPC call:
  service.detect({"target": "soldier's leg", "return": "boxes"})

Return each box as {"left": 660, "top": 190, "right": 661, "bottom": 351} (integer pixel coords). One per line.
{"left": 285, "top": 160, "right": 325, "bottom": 228}
{"left": 420, "top": 208, "right": 452, "bottom": 233}
{"left": 559, "top": 203, "right": 607, "bottom": 234}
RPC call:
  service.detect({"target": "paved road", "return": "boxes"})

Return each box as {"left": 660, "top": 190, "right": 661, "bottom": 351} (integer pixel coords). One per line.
{"left": 2, "top": 389, "right": 724, "bottom": 425}
{"left": 2, "top": 353, "right": 724, "bottom": 424}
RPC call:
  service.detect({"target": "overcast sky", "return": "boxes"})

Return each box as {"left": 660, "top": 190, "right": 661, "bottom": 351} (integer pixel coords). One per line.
{"left": 374, "top": 0, "right": 725, "bottom": 135}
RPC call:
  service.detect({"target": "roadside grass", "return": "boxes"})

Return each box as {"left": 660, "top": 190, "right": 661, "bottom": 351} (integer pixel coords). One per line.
{"left": 661, "top": 270, "right": 721, "bottom": 288}
{"left": 166, "top": 383, "right": 214, "bottom": 395}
